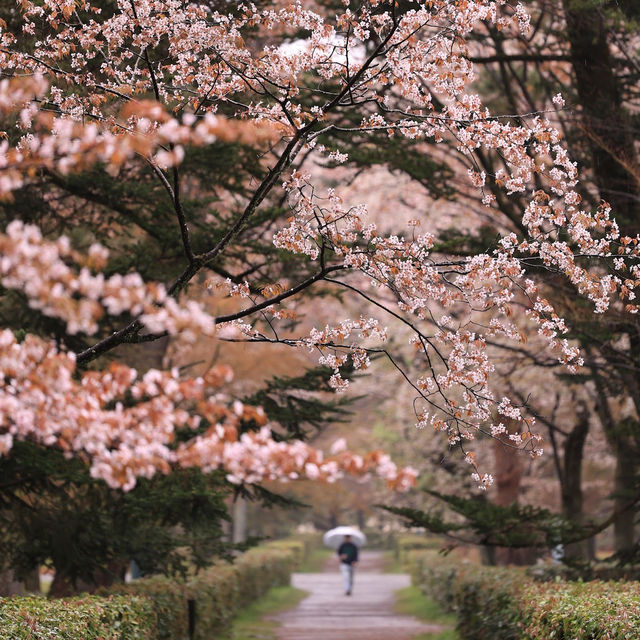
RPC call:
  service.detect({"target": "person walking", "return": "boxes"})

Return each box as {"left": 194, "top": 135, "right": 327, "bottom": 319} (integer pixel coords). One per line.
{"left": 337, "top": 534, "right": 358, "bottom": 595}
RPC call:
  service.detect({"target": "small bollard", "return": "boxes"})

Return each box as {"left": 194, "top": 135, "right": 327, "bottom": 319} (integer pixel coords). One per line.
{"left": 188, "top": 598, "right": 196, "bottom": 639}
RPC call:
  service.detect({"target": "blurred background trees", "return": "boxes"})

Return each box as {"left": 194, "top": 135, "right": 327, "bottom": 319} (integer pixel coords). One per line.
{"left": 246, "top": 0, "right": 640, "bottom": 566}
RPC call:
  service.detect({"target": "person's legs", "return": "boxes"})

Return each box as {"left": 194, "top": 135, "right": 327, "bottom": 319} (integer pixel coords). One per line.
{"left": 340, "top": 562, "right": 351, "bottom": 594}
{"left": 347, "top": 564, "right": 354, "bottom": 594}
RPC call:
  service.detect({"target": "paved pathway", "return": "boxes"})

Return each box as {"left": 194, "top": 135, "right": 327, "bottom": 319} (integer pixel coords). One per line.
{"left": 271, "top": 551, "right": 446, "bottom": 640}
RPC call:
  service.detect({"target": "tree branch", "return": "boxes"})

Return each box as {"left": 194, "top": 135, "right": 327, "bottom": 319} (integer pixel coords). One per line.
{"left": 147, "top": 162, "right": 195, "bottom": 263}
{"left": 467, "top": 53, "right": 573, "bottom": 64}
{"left": 75, "top": 15, "right": 402, "bottom": 363}
{"left": 75, "top": 265, "right": 345, "bottom": 364}
{"left": 215, "top": 265, "right": 345, "bottom": 324}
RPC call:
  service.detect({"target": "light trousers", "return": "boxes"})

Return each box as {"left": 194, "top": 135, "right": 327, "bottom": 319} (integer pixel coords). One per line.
{"left": 340, "top": 562, "right": 354, "bottom": 593}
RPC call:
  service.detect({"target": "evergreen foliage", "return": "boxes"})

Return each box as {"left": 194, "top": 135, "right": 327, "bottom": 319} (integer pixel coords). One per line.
{"left": 0, "top": 441, "right": 233, "bottom": 590}
{"left": 0, "top": 58, "right": 362, "bottom": 589}
{"left": 381, "top": 490, "right": 590, "bottom": 550}
{"left": 243, "top": 365, "right": 355, "bottom": 440}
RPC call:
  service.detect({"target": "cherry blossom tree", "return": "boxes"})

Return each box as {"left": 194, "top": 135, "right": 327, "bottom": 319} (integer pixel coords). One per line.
{"left": 363, "top": 0, "right": 640, "bottom": 556}
{"left": 1, "top": 0, "right": 639, "bottom": 491}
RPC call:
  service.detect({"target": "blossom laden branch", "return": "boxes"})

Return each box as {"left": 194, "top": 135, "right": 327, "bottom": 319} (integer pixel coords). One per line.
{"left": 0, "top": 330, "right": 416, "bottom": 492}
{"left": 3, "top": 0, "right": 640, "bottom": 489}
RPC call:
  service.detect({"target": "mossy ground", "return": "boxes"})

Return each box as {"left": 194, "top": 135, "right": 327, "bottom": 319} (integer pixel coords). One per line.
{"left": 222, "top": 586, "right": 308, "bottom": 640}
{"left": 382, "top": 550, "right": 405, "bottom": 573}
{"left": 297, "top": 548, "right": 332, "bottom": 573}
{"left": 394, "top": 585, "right": 459, "bottom": 640}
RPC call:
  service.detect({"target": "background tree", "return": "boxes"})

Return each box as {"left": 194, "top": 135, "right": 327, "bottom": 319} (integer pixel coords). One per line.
{"left": 363, "top": 0, "right": 640, "bottom": 562}
{"left": 456, "top": 0, "right": 640, "bottom": 558}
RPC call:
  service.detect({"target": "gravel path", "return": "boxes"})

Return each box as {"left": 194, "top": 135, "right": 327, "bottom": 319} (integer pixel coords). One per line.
{"left": 271, "top": 551, "right": 446, "bottom": 640}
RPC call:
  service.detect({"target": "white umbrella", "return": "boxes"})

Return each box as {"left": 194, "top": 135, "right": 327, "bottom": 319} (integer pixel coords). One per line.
{"left": 323, "top": 526, "right": 367, "bottom": 549}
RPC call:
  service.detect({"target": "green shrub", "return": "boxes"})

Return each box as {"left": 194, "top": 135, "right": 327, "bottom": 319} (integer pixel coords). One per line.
{"left": 521, "top": 580, "right": 640, "bottom": 639}
{"left": 234, "top": 548, "right": 294, "bottom": 607}
{"left": 362, "top": 529, "right": 397, "bottom": 550}
{"left": 189, "top": 564, "right": 238, "bottom": 640}
{"left": 262, "top": 539, "right": 306, "bottom": 569}
{"left": 185, "top": 546, "right": 294, "bottom": 639}
{"left": 99, "top": 575, "right": 189, "bottom": 640}
{"left": 394, "top": 534, "right": 441, "bottom": 565}
{"left": 4, "top": 545, "right": 295, "bottom": 640}
{"left": 263, "top": 534, "right": 324, "bottom": 570}
{"left": 409, "top": 551, "right": 640, "bottom": 640}
{"left": 410, "top": 551, "right": 523, "bottom": 640}
{"left": 0, "top": 594, "right": 156, "bottom": 640}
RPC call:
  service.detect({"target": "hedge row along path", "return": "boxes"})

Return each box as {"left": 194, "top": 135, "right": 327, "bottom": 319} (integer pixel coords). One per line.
{"left": 271, "top": 551, "right": 446, "bottom": 640}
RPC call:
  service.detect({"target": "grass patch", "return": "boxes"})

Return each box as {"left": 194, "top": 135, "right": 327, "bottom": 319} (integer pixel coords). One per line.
{"left": 222, "top": 585, "right": 308, "bottom": 640}
{"left": 297, "top": 548, "right": 332, "bottom": 573}
{"left": 394, "top": 585, "right": 459, "bottom": 640}
{"left": 382, "top": 550, "right": 406, "bottom": 574}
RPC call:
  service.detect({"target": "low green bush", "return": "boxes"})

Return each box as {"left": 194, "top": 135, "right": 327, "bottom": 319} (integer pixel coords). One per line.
{"left": 521, "top": 580, "right": 640, "bottom": 639}
{"left": 263, "top": 534, "right": 329, "bottom": 572}
{"left": 99, "top": 575, "right": 189, "bottom": 640}
{"left": 395, "top": 534, "right": 440, "bottom": 558}
{"left": 361, "top": 529, "right": 397, "bottom": 550}
{"left": 410, "top": 550, "right": 640, "bottom": 640}
{"left": 188, "top": 564, "right": 238, "bottom": 640}
{"left": 2, "top": 546, "right": 295, "bottom": 640}
{"left": 188, "top": 546, "right": 293, "bottom": 639}
{"left": 410, "top": 551, "right": 524, "bottom": 640}
{"left": 0, "top": 594, "right": 156, "bottom": 640}
{"left": 234, "top": 548, "right": 293, "bottom": 607}
{"left": 262, "top": 539, "right": 306, "bottom": 569}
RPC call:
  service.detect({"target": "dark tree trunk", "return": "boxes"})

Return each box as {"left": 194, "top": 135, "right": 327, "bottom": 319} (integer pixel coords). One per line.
{"left": 591, "top": 362, "right": 638, "bottom": 554}
{"left": 90, "top": 560, "right": 128, "bottom": 591}
{"left": 0, "top": 570, "right": 24, "bottom": 596}
{"left": 562, "top": 401, "right": 591, "bottom": 560}
{"left": 563, "top": 1, "right": 640, "bottom": 231}
{"left": 23, "top": 568, "right": 41, "bottom": 593}
{"left": 492, "top": 427, "right": 538, "bottom": 565}
{"left": 565, "top": 1, "right": 640, "bottom": 554}
{"left": 49, "top": 572, "right": 75, "bottom": 599}
{"left": 49, "top": 559, "right": 127, "bottom": 598}
{"left": 612, "top": 442, "right": 637, "bottom": 553}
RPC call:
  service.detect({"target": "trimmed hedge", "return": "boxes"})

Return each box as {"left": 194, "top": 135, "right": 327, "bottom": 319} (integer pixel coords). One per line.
{"left": 360, "top": 529, "right": 396, "bottom": 550}
{"left": 0, "top": 594, "right": 156, "bottom": 640}
{"left": 103, "top": 545, "right": 294, "bottom": 640}
{"left": 188, "top": 564, "right": 237, "bottom": 640}
{"left": 262, "top": 539, "right": 307, "bottom": 569}
{"left": 410, "top": 550, "right": 640, "bottom": 639}
{"left": 234, "top": 547, "right": 294, "bottom": 607}
{"left": 522, "top": 580, "right": 640, "bottom": 639}
{"left": 394, "top": 534, "right": 441, "bottom": 566}
{"left": 98, "top": 575, "right": 190, "bottom": 640}
{"left": 1, "top": 546, "right": 295, "bottom": 640}
{"left": 186, "top": 546, "right": 294, "bottom": 639}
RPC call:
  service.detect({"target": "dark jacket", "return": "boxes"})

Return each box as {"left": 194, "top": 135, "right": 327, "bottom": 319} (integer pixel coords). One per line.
{"left": 337, "top": 541, "right": 358, "bottom": 565}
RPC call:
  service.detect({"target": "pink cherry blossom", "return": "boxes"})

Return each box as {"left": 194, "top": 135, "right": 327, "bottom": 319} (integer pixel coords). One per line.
{"left": 1, "top": 0, "right": 639, "bottom": 488}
